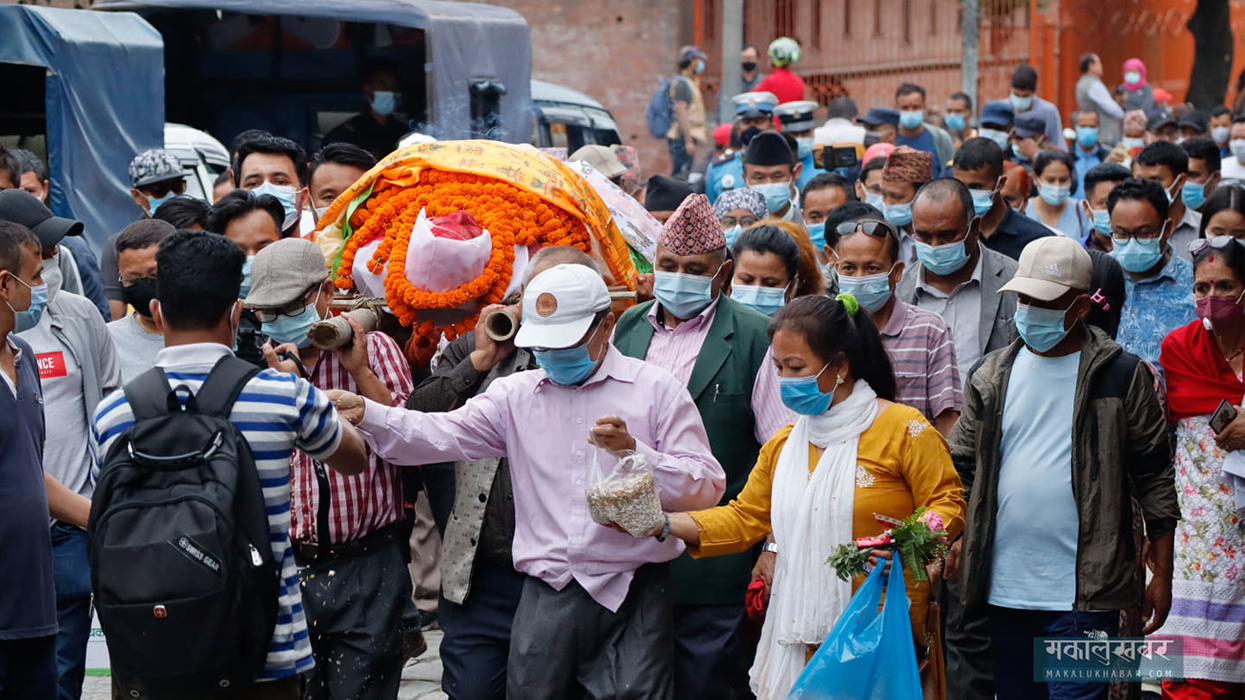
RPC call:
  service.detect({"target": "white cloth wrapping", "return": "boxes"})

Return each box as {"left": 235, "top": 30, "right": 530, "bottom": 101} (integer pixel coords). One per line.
{"left": 749, "top": 380, "right": 880, "bottom": 700}
{"left": 1223, "top": 394, "right": 1245, "bottom": 510}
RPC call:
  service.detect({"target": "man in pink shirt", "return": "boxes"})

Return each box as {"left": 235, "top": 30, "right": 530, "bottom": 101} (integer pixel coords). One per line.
{"left": 328, "top": 263, "right": 724, "bottom": 700}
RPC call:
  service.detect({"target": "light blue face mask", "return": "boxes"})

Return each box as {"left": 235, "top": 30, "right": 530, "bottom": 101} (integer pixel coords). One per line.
{"left": 864, "top": 192, "right": 884, "bottom": 209}
{"left": 262, "top": 298, "right": 322, "bottom": 349}
{"left": 945, "top": 113, "right": 966, "bottom": 131}
{"left": 884, "top": 202, "right": 913, "bottom": 228}
{"left": 1110, "top": 235, "right": 1165, "bottom": 273}
{"left": 836, "top": 268, "right": 895, "bottom": 313}
{"left": 978, "top": 128, "right": 1011, "bottom": 150}
{"left": 806, "top": 222, "right": 827, "bottom": 250}
{"left": 1014, "top": 301, "right": 1072, "bottom": 353}
{"left": 1038, "top": 183, "right": 1071, "bottom": 207}
{"left": 724, "top": 225, "right": 743, "bottom": 247}
{"left": 1011, "top": 143, "right": 1030, "bottom": 163}
{"left": 239, "top": 255, "right": 255, "bottom": 300}
{"left": 795, "top": 137, "right": 814, "bottom": 161}
{"left": 898, "top": 110, "right": 924, "bottom": 130}
{"left": 695, "top": 59, "right": 706, "bottom": 74}
{"left": 779, "top": 363, "right": 834, "bottom": 415}
{"left": 6, "top": 275, "right": 47, "bottom": 333}
{"left": 1009, "top": 93, "right": 1033, "bottom": 112}
{"left": 1182, "top": 181, "right": 1207, "bottom": 210}
{"left": 1076, "top": 127, "right": 1099, "bottom": 149}
{"left": 251, "top": 181, "right": 300, "bottom": 230}
{"left": 749, "top": 180, "right": 793, "bottom": 214}
{"left": 533, "top": 325, "right": 602, "bottom": 386}
{"left": 146, "top": 192, "right": 179, "bottom": 217}
{"left": 970, "top": 188, "right": 996, "bottom": 216}
{"left": 370, "top": 90, "right": 396, "bottom": 116}
{"left": 1088, "top": 206, "right": 1111, "bottom": 235}
{"left": 653, "top": 265, "right": 722, "bottom": 320}
{"left": 731, "top": 284, "right": 787, "bottom": 316}
{"left": 915, "top": 238, "right": 971, "bottom": 275}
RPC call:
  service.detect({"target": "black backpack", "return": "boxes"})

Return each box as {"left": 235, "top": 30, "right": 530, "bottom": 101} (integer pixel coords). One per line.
{"left": 88, "top": 357, "right": 279, "bottom": 698}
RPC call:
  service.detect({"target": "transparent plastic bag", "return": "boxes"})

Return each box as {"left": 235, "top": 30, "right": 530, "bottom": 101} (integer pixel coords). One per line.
{"left": 585, "top": 449, "right": 664, "bottom": 537}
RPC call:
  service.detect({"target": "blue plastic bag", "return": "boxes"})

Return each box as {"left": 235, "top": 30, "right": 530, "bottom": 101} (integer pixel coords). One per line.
{"left": 787, "top": 552, "right": 923, "bottom": 700}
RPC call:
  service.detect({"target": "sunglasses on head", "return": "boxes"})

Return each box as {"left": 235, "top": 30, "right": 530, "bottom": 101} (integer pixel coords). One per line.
{"left": 835, "top": 219, "right": 898, "bottom": 239}
{"left": 1187, "top": 235, "right": 1242, "bottom": 255}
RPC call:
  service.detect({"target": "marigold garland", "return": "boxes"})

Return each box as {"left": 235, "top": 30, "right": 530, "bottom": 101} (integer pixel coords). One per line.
{"left": 334, "top": 170, "right": 592, "bottom": 367}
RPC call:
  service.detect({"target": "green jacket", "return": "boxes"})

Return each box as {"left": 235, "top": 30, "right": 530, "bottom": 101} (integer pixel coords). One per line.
{"left": 947, "top": 327, "right": 1179, "bottom": 614}
{"left": 614, "top": 296, "right": 772, "bottom": 606}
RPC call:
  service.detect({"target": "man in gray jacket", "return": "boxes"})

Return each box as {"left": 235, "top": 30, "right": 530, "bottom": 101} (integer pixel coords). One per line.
{"left": 0, "top": 189, "right": 120, "bottom": 700}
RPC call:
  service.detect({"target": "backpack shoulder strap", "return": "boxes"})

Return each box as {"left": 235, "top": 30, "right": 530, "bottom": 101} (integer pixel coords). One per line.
{"left": 195, "top": 356, "right": 262, "bottom": 419}
{"left": 124, "top": 367, "right": 175, "bottom": 423}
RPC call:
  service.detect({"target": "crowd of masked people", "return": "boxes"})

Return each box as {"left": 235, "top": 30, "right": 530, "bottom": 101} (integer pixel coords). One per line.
{"left": 0, "top": 48, "right": 1243, "bottom": 700}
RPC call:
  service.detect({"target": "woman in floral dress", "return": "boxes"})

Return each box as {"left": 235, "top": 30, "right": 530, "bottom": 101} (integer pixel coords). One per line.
{"left": 1158, "top": 238, "right": 1245, "bottom": 697}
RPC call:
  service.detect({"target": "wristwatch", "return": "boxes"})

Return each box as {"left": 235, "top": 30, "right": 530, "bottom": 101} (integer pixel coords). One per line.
{"left": 762, "top": 541, "right": 779, "bottom": 554}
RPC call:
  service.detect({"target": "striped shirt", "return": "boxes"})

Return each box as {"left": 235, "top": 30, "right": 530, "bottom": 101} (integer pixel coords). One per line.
{"left": 644, "top": 298, "right": 795, "bottom": 444}
{"left": 91, "top": 342, "right": 343, "bottom": 681}
{"left": 291, "top": 332, "right": 413, "bottom": 544}
{"left": 879, "top": 300, "right": 962, "bottom": 421}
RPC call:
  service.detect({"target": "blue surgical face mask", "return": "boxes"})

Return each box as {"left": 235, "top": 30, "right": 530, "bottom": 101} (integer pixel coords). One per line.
{"left": 864, "top": 192, "right": 884, "bottom": 209}
{"left": 533, "top": 324, "right": 603, "bottom": 386}
{"left": 251, "top": 181, "right": 300, "bottom": 230}
{"left": 1038, "top": 182, "right": 1071, "bottom": 207}
{"left": 239, "top": 255, "right": 255, "bottom": 299}
{"left": 1182, "top": 181, "right": 1207, "bottom": 210}
{"left": 779, "top": 362, "right": 835, "bottom": 415}
{"left": 1076, "top": 127, "right": 1099, "bottom": 149}
{"left": 262, "top": 297, "right": 322, "bottom": 349}
{"left": 836, "top": 266, "right": 895, "bottom": 313}
{"left": 1014, "top": 301, "right": 1073, "bottom": 353}
{"left": 978, "top": 127, "right": 1010, "bottom": 150}
{"left": 945, "top": 113, "right": 966, "bottom": 131}
{"left": 731, "top": 284, "right": 787, "bottom": 316}
{"left": 724, "top": 224, "right": 743, "bottom": 247}
{"left": 695, "top": 59, "right": 706, "bottom": 75}
{"left": 146, "top": 192, "right": 178, "bottom": 217}
{"left": 970, "top": 188, "right": 996, "bottom": 216}
{"left": 749, "top": 180, "right": 793, "bottom": 214}
{"left": 915, "top": 238, "right": 971, "bottom": 276}
{"left": 898, "top": 110, "right": 924, "bottom": 130}
{"left": 806, "top": 222, "right": 827, "bottom": 250}
{"left": 1009, "top": 92, "right": 1033, "bottom": 112}
{"left": 1011, "top": 143, "right": 1030, "bottom": 163}
{"left": 6, "top": 274, "right": 47, "bottom": 333}
{"left": 1110, "top": 235, "right": 1165, "bottom": 273}
{"left": 653, "top": 265, "right": 722, "bottom": 320}
{"left": 1088, "top": 206, "right": 1111, "bottom": 234}
{"left": 795, "top": 137, "right": 814, "bottom": 161}
{"left": 370, "top": 90, "right": 396, "bottom": 116}
{"left": 884, "top": 201, "right": 913, "bottom": 228}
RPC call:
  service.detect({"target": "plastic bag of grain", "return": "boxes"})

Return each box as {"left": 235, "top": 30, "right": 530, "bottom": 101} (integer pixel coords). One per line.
{"left": 585, "top": 449, "right": 664, "bottom": 537}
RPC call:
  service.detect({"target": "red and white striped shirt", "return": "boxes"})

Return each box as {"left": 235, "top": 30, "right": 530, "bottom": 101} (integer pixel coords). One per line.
{"left": 290, "top": 331, "right": 414, "bottom": 544}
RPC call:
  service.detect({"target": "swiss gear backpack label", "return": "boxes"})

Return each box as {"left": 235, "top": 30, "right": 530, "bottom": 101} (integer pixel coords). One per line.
{"left": 88, "top": 357, "right": 278, "bottom": 699}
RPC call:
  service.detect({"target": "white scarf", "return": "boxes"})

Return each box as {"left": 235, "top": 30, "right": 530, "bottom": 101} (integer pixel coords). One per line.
{"left": 750, "top": 380, "right": 880, "bottom": 700}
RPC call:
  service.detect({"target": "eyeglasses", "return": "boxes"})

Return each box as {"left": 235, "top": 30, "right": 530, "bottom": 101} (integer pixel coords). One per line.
{"left": 1188, "top": 235, "right": 1243, "bottom": 254}
{"left": 139, "top": 178, "right": 186, "bottom": 198}
{"left": 720, "top": 215, "right": 758, "bottom": 228}
{"left": 255, "top": 287, "right": 321, "bottom": 323}
{"left": 835, "top": 219, "right": 898, "bottom": 239}
{"left": 1110, "top": 226, "right": 1164, "bottom": 242}
{"left": 119, "top": 274, "right": 156, "bottom": 287}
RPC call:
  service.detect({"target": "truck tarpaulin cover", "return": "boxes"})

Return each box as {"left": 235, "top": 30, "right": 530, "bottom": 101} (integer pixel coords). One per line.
{"left": 0, "top": 5, "right": 164, "bottom": 252}
{"left": 92, "top": 0, "right": 533, "bottom": 143}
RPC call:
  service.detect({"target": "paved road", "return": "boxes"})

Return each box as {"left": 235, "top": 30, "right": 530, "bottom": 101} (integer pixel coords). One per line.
{"left": 82, "top": 630, "right": 447, "bottom": 700}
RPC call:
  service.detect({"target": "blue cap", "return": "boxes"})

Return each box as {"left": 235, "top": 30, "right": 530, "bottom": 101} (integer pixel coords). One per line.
{"left": 733, "top": 92, "right": 779, "bottom": 119}
{"left": 1013, "top": 113, "right": 1046, "bottom": 139}
{"left": 858, "top": 107, "right": 899, "bottom": 127}
{"left": 979, "top": 101, "right": 1014, "bottom": 129}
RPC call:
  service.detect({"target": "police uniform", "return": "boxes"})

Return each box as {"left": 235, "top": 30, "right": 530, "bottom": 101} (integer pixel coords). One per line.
{"left": 705, "top": 91, "right": 777, "bottom": 204}
{"left": 774, "top": 100, "right": 825, "bottom": 189}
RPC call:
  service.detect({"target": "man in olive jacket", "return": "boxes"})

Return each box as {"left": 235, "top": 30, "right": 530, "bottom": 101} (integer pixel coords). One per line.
{"left": 614, "top": 193, "right": 792, "bottom": 700}
{"left": 946, "top": 237, "right": 1179, "bottom": 699}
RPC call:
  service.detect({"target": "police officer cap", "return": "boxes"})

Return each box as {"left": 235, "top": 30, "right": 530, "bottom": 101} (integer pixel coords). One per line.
{"left": 1013, "top": 113, "right": 1046, "bottom": 139}
{"left": 857, "top": 107, "right": 899, "bottom": 127}
{"left": 733, "top": 92, "right": 780, "bottom": 119}
{"left": 774, "top": 101, "right": 820, "bottom": 132}
{"left": 979, "top": 101, "right": 1014, "bottom": 129}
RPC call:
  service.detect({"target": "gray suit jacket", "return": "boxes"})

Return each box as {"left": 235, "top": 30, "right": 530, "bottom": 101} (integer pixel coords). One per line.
{"left": 895, "top": 245, "right": 1018, "bottom": 360}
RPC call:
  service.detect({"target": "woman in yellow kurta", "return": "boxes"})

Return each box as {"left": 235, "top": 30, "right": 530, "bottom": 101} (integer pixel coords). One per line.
{"left": 661, "top": 294, "right": 965, "bottom": 700}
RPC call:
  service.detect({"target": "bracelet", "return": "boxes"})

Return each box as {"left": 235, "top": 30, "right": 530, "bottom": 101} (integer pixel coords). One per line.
{"left": 762, "top": 541, "right": 778, "bottom": 554}
{"left": 655, "top": 513, "right": 671, "bottom": 542}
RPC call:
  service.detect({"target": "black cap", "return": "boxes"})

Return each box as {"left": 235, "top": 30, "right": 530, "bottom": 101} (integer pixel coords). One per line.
{"left": 1147, "top": 112, "right": 1177, "bottom": 132}
{"left": 1013, "top": 113, "right": 1047, "bottom": 139}
{"left": 858, "top": 107, "right": 899, "bottom": 127}
{"left": 0, "top": 189, "right": 82, "bottom": 249}
{"left": 1178, "top": 109, "right": 1208, "bottom": 132}
{"left": 744, "top": 131, "right": 794, "bottom": 167}
{"left": 644, "top": 175, "right": 694, "bottom": 213}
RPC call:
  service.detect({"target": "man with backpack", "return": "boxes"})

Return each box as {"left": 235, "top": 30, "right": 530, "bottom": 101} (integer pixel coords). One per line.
{"left": 89, "top": 230, "right": 370, "bottom": 700}
{"left": 653, "top": 45, "right": 708, "bottom": 180}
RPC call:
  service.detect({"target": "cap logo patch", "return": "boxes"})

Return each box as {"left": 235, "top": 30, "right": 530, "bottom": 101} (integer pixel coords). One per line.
{"left": 535, "top": 293, "right": 558, "bottom": 317}
{"left": 1044, "top": 262, "right": 1062, "bottom": 277}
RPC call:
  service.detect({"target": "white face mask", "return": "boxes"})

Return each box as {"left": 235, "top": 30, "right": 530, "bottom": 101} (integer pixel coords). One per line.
{"left": 42, "top": 255, "right": 63, "bottom": 304}
{"left": 1232, "top": 139, "right": 1245, "bottom": 165}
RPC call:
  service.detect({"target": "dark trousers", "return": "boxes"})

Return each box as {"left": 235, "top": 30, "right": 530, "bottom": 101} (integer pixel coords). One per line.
{"left": 507, "top": 563, "right": 674, "bottom": 700}
{"left": 989, "top": 606, "right": 1119, "bottom": 700}
{"left": 942, "top": 575, "right": 994, "bottom": 700}
{"left": 439, "top": 565, "right": 525, "bottom": 700}
{"left": 110, "top": 675, "right": 303, "bottom": 700}
{"left": 50, "top": 524, "right": 90, "bottom": 700}
{"left": 673, "top": 604, "right": 752, "bottom": 700}
{"left": 0, "top": 635, "right": 57, "bottom": 700}
{"left": 667, "top": 138, "right": 693, "bottom": 179}
{"left": 298, "top": 537, "right": 411, "bottom": 700}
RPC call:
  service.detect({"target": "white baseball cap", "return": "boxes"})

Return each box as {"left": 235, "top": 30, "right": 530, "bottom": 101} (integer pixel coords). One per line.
{"left": 998, "top": 236, "right": 1093, "bottom": 301}
{"left": 514, "top": 264, "right": 611, "bottom": 349}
